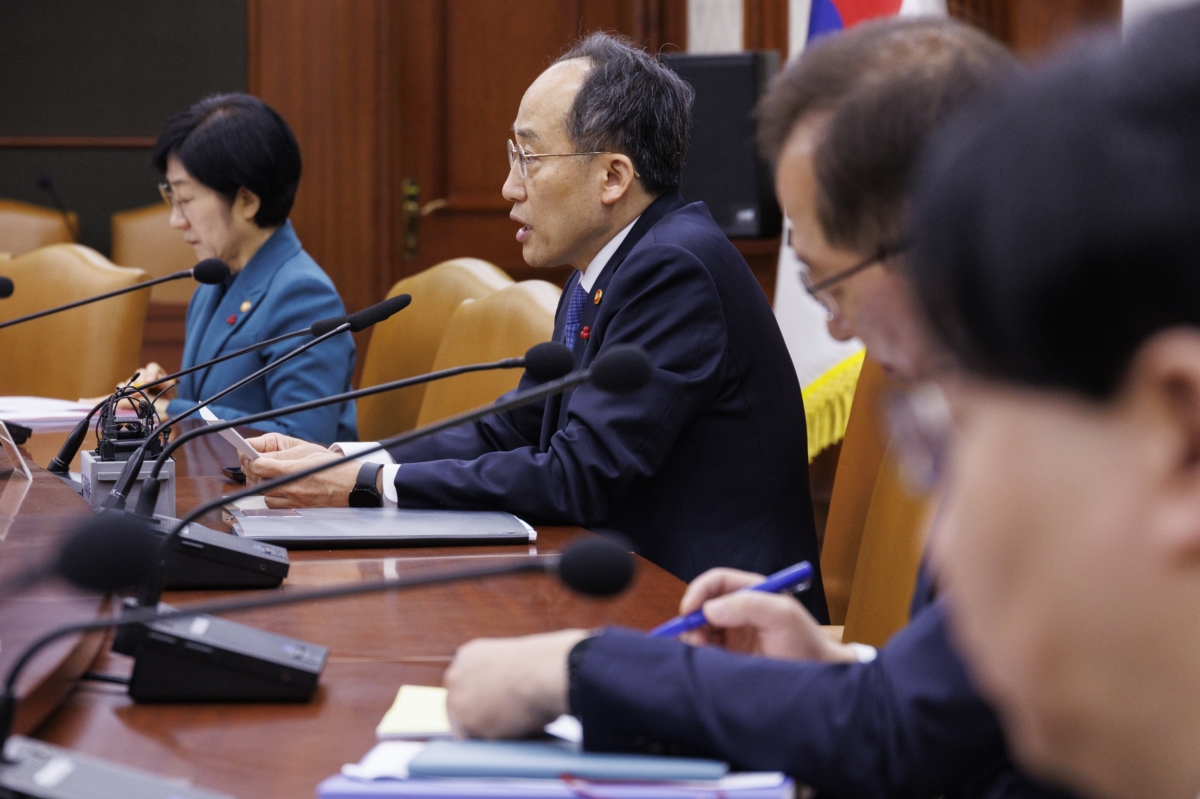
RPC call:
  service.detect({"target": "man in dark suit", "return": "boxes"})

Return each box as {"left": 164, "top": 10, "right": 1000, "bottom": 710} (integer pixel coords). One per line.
{"left": 241, "top": 33, "right": 826, "bottom": 612}
{"left": 445, "top": 18, "right": 1078, "bottom": 799}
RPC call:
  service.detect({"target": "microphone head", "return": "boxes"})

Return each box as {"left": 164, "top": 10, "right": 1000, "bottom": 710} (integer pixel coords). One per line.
{"left": 0, "top": 277, "right": 12, "bottom": 299}
{"left": 588, "top": 345, "right": 652, "bottom": 394}
{"left": 309, "top": 314, "right": 348, "bottom": 338}
{"left": 349, "top": 294, "right": 412, "bottom": 333}
{"left": 523, "top": 342, "right": 575, "bottom": 382}
{"left": 55, "top": 513, "right": 160, "bottom": 593}
{"left": 191, "top": 259, "right": 231, "bottom": 285}
{"left": 556, "top": 536, "right": 635, "bottom": 597}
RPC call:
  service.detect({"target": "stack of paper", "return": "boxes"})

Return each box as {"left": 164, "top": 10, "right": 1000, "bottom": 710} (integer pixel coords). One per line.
{"left": 0, "top": 396, "right": 135, "bottom": 432}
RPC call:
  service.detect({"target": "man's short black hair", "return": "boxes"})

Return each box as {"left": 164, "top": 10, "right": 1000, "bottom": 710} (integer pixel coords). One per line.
{"left": 555, "top": 33, "right": 694, "bottom": 195}
{"left": 910, "top": 6, "right": 1200, "bottom": 399}
{"left": 152, "top": 93, "right": 301, "bottom": 228}
{"left": 755, "top": 18, "right": 1014, "bottom": 255}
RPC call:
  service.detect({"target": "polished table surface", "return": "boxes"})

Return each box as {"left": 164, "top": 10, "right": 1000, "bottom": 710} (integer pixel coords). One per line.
{"left": 5, "top": 423, "right": 687, "bottom": 798}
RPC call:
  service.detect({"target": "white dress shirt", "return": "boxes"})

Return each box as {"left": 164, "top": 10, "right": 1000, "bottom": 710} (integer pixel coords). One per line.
{"left": 334, "top": 215, "right": 641, "bottom": 506}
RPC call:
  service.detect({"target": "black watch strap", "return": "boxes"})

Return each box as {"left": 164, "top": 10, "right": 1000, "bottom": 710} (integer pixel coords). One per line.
{"left": 348, "top": 461, "right": 385, "bottom": 508}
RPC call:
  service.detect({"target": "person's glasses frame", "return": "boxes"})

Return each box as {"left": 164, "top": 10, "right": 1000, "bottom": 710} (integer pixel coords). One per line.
{"left": 506, "top": 138, "right": 640, "bottom": 180}
{"left": 158, "top": 182, "right": 186, "bottom": 219}
{"left": 797, "top": 240, "right": 910, "bottom": 320}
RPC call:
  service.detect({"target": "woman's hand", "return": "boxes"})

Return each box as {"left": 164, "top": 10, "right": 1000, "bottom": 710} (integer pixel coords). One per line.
{"left": 677, "top": 568, "right": 859, "bottom": 663}
{"left": 80, "top": 362, "right": 175, "bottom": 409}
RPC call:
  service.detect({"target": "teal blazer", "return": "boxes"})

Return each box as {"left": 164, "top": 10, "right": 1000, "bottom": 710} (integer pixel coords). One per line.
{"left": 166, "top": 221, "right": 357, "bottom": 444}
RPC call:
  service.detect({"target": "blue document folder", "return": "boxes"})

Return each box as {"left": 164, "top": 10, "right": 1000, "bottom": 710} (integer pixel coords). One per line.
{"left": 408, "top": 741, "right": 727, "bottom": 781}
{"left": 317, "top": 774, "right": 792, "bottom": 799}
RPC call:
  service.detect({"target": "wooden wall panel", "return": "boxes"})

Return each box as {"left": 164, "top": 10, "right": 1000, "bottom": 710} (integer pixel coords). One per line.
{"left": 950, "top": 0, "right": 1121, "bottom": 56}
{"left": 247, "top": 0, "right": 393, "bottom": 373}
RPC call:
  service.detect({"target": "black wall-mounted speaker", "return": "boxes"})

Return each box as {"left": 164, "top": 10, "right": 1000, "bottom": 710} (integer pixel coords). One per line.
{"left": 663, "top": 51, "right": 782, "bottom": 239}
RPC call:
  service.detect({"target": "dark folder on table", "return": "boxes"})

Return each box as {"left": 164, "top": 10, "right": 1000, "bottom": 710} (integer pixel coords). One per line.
{"left": 228, "top": 507, "right": 535, "bottom": 549}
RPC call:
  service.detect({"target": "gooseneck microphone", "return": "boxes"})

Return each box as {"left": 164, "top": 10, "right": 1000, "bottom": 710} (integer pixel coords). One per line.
{"left": 119, "top": 341, "right": 571, "bottom": 594}
{"left": 0, "top": 278, "right": 13, "bottom": 299}
{"left": 0, "top": 528, "right": 631, "bottom": 797}
{"left": 45, "top": 293, "right": 413, "bottom": 477}
{"left": 137, "top": 343, "right": 651, "bottom": 606}
{"left": 0, "top": 510, "right": 160, "bottom": 604}
{"left": 132, "top": 341, "right": 576, "bottom": 516}
{"left": 0, "top": 258, "right": 229, "bottom": 331}
{"left": 102, "top": 294, "right": 414, "bottom": 510}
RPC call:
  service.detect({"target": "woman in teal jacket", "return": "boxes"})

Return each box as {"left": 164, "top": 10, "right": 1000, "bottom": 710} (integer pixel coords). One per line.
{"left": 144, "top": 93, "right": 356, "bottom": 444}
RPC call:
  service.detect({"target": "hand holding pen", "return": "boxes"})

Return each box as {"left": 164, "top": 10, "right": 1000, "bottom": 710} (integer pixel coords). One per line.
{"left": 649, "top": 561, "right": 813, "bottom": 637}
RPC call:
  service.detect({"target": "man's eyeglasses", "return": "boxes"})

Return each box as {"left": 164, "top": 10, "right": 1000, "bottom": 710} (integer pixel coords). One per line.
{"left": 506, "top": 139, "right": 640, "bottom": 180}
{"left": 798, "top": 241, "right": 909, "bottom": 321}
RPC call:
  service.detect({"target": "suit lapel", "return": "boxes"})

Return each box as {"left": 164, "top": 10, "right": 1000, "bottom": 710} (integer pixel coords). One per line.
{"left": 550, "top": 192, "right": 687, "bottom": 431}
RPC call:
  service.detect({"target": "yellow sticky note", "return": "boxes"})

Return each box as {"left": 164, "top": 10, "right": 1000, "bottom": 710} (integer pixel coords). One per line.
{"left": 375, "top": 685, "right": 452, "bottom": 740}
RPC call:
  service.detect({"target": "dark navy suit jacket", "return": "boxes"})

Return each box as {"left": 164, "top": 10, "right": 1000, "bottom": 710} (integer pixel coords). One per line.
{"left": 572, "top": 568, "right": 1078, "bottom": 799}
{"left": 386, "top": 193, "right": 827, "bottom": 619}
{"left": 166, "top": 221, "right": 357, "bottom": 445}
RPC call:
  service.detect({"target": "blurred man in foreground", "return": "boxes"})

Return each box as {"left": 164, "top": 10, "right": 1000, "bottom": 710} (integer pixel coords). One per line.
{"left": 445, "top": 18, "right": 1078, "bottom": 799}
{"left": 909, "top": 8, "right": 1200, "bottom": 799}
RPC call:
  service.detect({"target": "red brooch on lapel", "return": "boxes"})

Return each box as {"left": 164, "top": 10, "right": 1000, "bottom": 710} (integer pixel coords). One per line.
{"left": 227, "top": 314, "right": 237, "bottom": 325}
{"left": 580, "top": 326, "right": 591, "bottom": 342}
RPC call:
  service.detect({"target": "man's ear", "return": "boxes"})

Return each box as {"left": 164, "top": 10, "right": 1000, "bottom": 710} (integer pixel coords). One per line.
{"left": 1129, "top": 329, "right": 1200, "bottom": 564}
{"left": 234, "top": 186, "right": 263, "bottom": 223}
{"left": 598, "top": 154, "right": 638, "bottom": 206}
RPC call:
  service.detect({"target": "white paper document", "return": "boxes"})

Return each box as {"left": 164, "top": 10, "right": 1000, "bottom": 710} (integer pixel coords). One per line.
{"left": 197, "top": 406, "right": 260, "bottom": 460}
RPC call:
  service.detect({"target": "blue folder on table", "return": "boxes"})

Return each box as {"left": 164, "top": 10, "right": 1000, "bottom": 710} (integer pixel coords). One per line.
{"left": 409, "top": 740, "right": 727, "bottom": 781}
{"left": 318, "top": 741, "right": 793, "bottom": 798}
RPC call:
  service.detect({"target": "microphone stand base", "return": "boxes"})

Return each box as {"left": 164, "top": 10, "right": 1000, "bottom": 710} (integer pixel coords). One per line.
{"left": 81, "top": 452, "right": 176, "bottom": 517}
{"left": 100, "top": 510, "right": 290, "bottom": 591}
{"left": 0, "top": 735, "right": 232, "bottom": 798}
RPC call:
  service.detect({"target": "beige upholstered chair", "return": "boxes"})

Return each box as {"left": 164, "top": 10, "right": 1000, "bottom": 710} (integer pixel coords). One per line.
{"left": 0, "top": 245, "right": 148, "bottom": 399}
{"left": 816, "top": 355, "right": 936, "bottom": 646}
{"left": 414, "top": 280, "right": 561, "bottom": 427}
{"left": 357, "top": 259, "right": 513, "bottom": 441}
{"left": 0, "top": 199, "right": 76, "bottom": 256}
{"left": 111, "top": 204, "right": 197, "bottom": 303}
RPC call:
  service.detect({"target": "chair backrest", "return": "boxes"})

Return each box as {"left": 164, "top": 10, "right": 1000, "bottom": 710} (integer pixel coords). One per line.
{"left": 111, "top": 204, "right": 197, "bottom": 304}
{"left": 357, "top": 258, "right": 513, "bottom": 441}
{"left": 819, "top": 357, "right": 890, "bottom": 625}
{"left": 415, "top": 280, "right": 561, "bottom": 427}
{"left": 0, "top": 199, "right": 76, "bottom": 256}
{"left": 0, "top": 245, "right": 148, "bottom": 399}
{"left": 839, "top": 442, "right": 935, "bottom": 647}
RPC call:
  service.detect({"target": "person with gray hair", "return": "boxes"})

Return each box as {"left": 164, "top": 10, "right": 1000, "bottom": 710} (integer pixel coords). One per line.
{"left": 241, "top": 32, "right": 826, "bottom": 607}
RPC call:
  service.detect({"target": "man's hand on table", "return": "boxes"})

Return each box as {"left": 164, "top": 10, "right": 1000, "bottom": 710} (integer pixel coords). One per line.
{"left": 444, "top": 629, "right": 589, "bottom": 739}
{"left": 240, "top": 432, "right": 357, "bottom": 508}
{"left": 678, "top": 567, "right": 859, "bottom": 663}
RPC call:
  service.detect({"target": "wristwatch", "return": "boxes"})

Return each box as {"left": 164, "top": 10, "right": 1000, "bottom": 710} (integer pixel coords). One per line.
{"left": 348, "top": 461, "right": 385, "bottom": 508}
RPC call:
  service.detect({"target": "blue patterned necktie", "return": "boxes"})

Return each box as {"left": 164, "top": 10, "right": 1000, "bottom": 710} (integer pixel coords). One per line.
{"left": 562, "top": 279, "right": 587, "bottom": 351}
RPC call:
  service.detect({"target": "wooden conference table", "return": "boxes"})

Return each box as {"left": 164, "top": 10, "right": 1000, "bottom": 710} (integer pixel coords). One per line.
{"left": 2, "top": 423, "right": 686, "bottom": 798}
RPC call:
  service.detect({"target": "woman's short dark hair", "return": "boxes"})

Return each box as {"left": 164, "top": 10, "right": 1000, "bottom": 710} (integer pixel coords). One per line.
{"left": 755, "top": 18, "right": 1015, "bottom": 255}
{"left": 554, "top": 33, "right": 694, "bottom": 195}
{"left": 152, "top": 93, "right": 301, "bottom": 228}
{"left": 910, "top": 6, "right": 1200, "bottom": 399}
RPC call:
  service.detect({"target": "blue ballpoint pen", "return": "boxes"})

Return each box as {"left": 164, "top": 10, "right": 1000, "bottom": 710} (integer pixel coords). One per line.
{"left": 646, "top": 560, "right": 814, "bottom": 638}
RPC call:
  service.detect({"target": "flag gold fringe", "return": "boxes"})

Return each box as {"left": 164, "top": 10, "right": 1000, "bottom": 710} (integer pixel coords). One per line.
{"left": 802, "top": 349, "right": 866, "bottom": 462}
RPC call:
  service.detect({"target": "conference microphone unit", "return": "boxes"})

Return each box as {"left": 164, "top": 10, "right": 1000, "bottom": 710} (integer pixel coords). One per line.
{"left": 0, "top": 258, "right": 229, "bottom": 332}
{"left": 115, "top": 341, "right": 571, "bottom": 593}
{"left": 102, "top": 294, "right": 413, "bottom": 511}
{"left": 45, "top": 292, "right": 412, "bottom": 477}
{"left": 100, "top": 345, "right": 650, "bottom": 705}
{"left": 0, "top": 277, "right": 12, "bottom": 299}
